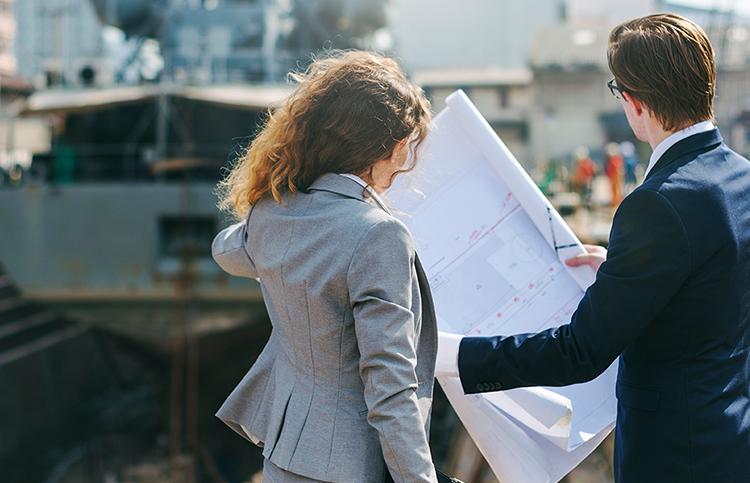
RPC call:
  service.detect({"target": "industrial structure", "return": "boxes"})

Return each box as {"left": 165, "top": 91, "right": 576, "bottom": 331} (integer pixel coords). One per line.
{"left": 2, "top": 1, "right": 397, "bottom": 482}
{"left": 2, "top": 1, "right": 750, "bottom": 482}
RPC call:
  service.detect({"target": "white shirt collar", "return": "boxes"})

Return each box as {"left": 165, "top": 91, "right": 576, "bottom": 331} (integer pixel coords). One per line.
{"left": 338, "top": 173, "right": 391, "bottom": 214}
{"left": 644, "top": 120, "right": 715, "bottom": 178}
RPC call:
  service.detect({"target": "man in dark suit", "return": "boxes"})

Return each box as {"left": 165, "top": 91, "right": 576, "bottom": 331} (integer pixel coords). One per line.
{"left": 437, "top": 14, "right": 750, "bottom": 482}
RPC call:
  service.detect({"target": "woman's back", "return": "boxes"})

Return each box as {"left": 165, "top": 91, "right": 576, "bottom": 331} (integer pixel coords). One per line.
{"left": 214, "top": 50, "right": 437, "bottom": 483}
{"left": 249, "top": 175, "right": 418, "bottom": 389}
{"left": 215, "top": 174, "right": 437, "bottom": 482}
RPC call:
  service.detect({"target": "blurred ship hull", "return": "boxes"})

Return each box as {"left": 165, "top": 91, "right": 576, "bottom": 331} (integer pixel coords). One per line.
{"left": 0, "top": 182, "right": 267, "bottom": 346}
{"left": 0, "top": 84, "right": 295, "bottom": 345}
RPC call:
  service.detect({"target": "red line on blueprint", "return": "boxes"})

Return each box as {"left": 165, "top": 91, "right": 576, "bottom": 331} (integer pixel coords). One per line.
{"left": 431, "top": 203, "right": 521, "bottom": 279}
{"left": 469, "top": 225, "right": 487, "bottom": 244}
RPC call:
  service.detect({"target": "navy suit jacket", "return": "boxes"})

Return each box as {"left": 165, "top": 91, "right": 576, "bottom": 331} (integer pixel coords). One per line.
{"left": 458, "top": 129, "right": 750, "bottom": 482}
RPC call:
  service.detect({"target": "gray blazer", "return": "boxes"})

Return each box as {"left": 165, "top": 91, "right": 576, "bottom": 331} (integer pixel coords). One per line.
{"left": 212, "top": 174, "right": 438, "bottom": 483}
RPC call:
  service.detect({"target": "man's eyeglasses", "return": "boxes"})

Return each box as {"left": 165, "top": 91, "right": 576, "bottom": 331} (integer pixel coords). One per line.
{"left": 607, "top": 78, "right": 621, "bottom": 99}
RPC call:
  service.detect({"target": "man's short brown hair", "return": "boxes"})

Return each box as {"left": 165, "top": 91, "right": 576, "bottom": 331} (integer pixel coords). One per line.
{"left": 608, "top": 13, "right": 715, "bottom": 132}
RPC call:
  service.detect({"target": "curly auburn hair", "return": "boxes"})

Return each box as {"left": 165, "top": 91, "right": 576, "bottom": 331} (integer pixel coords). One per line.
{"left": 217, "top": 50, "right": 432, "bottom": 220}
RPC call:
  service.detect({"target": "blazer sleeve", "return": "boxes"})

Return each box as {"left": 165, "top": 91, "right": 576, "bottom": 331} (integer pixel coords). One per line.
{"left": 347, "top": 218, "right": 438, "bottom": 483}
{"left": 458, "top": 188, "right": 692, "bottom": 393}
{"left": 212, "top": 222, "right": 259, "bottom": 279}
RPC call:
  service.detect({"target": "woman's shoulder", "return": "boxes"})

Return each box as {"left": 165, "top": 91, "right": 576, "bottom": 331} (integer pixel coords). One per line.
{"left": 310, "top": 193, "right": 413, "bottom": 251}
{"left": 251, "top": 187, "right": 412, "bottom": 248}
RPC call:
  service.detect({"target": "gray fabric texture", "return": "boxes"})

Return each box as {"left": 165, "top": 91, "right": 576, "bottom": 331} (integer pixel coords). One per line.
{"left": 213, "top": 174, "right": 438, "bottom": 483}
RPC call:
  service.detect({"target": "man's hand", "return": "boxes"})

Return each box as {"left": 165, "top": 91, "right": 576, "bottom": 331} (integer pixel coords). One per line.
{"left": 565, "top": 244, "right": 607, "bottom": 273}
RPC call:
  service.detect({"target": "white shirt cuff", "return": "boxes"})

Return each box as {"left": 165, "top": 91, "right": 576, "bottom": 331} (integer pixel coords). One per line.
{"left": 435, "top": 332, "right": 462, "bottom": 378}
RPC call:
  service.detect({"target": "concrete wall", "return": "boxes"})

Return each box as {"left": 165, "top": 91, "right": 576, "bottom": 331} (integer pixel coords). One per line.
{"left": 0, "top": 0, "right": 16, "bottom": 76}
{"left": 529, "top": 70, "right": 618, "bottom": 161}
{"left": 426, "top": 85, "right": 531, "bottom": 166}
{"left": 0, "top": 183, "right": 256, "bottom": 300}
{"left": 14, "top": 0, "right": 105, "bottom": 86}
{"left": 391, "top": 0, "right": 565, "bottom": 71}
{"left": 716, "top": 70, "right": 750, "bottom": 123}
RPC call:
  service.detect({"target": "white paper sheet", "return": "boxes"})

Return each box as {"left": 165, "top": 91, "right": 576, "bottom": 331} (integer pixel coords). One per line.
{"left": 387, "top": 90, "right": 617, "bottom": 483}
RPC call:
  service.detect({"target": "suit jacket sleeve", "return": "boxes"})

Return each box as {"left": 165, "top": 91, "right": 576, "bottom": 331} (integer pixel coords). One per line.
{"left": 458, "top": 188, "right": 692, "bottom": 393}
{"left": 212, "top": 222, "right": 259, "bottom": 279}
{"left": 347, "top": 218, "right": 437, "bottom": 483}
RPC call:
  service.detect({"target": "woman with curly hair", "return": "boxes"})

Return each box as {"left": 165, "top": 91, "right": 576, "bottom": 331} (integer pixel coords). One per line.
{"left": 212, "top": 50, "right": 439, "bottom": 483}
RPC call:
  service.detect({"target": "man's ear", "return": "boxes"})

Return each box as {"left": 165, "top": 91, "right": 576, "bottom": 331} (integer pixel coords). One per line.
{"left": 622, "top": 91, "right": 643, "bottom": 115}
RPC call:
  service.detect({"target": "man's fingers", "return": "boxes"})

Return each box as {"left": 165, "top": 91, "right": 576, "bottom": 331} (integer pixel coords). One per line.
{"left": 566, "top": 254, "right": 598, "bottom": 266}
{"left": 565, "top": 245, "right": 607, "bottom": 271}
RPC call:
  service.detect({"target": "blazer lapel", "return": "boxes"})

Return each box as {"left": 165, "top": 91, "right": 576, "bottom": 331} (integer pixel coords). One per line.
{"left": 645, "top": 129, "right": 723, "bottom": 181}
{"left": 414, "top": 254, "right": 437, "bottom": 333}
{"left": 414, "top": 252, "right": 438, "bottom": 435}
{"left": 307, "top": 173, "right": 389, "bottom": 214}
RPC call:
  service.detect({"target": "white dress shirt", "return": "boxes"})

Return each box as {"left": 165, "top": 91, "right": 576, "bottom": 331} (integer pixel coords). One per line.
{"left": 644, "top": 120, "right": 714, "bottom": 178}
{"left": 339, "top": 173, "right": 391, "bottom": 214}
{"left": 435, "top": 332, "right": 462, "bottom": 377}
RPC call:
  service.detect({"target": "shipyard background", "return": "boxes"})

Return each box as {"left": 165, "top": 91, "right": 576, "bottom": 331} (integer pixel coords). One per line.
{"left": 1, "top": 1, "right": 749, "bottom": 482}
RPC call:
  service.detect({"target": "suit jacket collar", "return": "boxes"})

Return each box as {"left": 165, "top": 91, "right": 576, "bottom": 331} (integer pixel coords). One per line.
{"left": 645, "top": 128, "right": 723, "bottom": 181}
{"left": 307, "top": 173, "right": 387, "bottom": 213}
